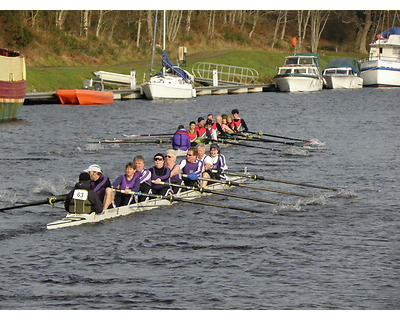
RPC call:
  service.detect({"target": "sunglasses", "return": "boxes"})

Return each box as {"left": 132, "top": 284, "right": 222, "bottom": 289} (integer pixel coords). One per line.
{"left": 187, "top": 154, "right": 194, "bottom": 156}
{"left": 154, "top": 158, "right": 163, "bottom": 161}
{"left": 165, "top": 155, "right": 172, "bottom": 158}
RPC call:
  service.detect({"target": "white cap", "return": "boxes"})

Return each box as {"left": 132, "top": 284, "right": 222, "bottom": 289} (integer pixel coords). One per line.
{"left": 84, "top": 164, "right": 103, "bottom": 173}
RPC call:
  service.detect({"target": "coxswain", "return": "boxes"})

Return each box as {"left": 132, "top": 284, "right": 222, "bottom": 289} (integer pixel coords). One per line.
{"left": 172, "top": 124, "right": 191, "bottom": 151}
{"left": 179, "top": 147, "right": 204, "bottom": 187}
{"left": 64, "top": 172, "right": 103, "bottom": 215}
{"left": 149, "top": 153, "right": 172, "bottom": 196}
{"left": 84, "top": 164, "right": 111, "bottom": 207}
{"left": 133, "top": 155, "right": 152, "bottom": 202}
{"left": 231, "top": 108, "right": 249, "bottom": 132}
{"left": 201, "top": 144, "right": 228, "bottom": 187}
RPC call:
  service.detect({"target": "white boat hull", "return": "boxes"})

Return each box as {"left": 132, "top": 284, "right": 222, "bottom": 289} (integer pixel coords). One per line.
{"left": 141, "top": 75, "right": 196, "bottom": 100}
{"left": 361, "top": 60, "right": 400, "bottom": 87}
{"left": 275, "top": 76, "right": 323, "bottom": 92}
{"left": 323, "top": 75, "right": 363, "bottom": 89}
{"left": 47, "top": 175, "right": 246, "bottom": 229}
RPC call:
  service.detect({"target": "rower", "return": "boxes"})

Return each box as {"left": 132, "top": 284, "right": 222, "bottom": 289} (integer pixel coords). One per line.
{"left": 205, "top": 119, "right": 218, "bottom": 142}
{"left": 187, "top": 121, "right": 198, "bottom": 146}
{"left": 179, "top": 147, "right": 204, "bottom": 187}
{"left": 133, "top": 155, "right": 151, "bottom": 202}
{"left": 195, "top": 117, "right": 207, "bottom": 143}
{"left": 84, "top": 164, "right": 111, "bottom": 209}
{"left": 201, "top": 144, "right": 228, "bottom": 187}
{"left": 165, "top": 149, "right": 183, "bottom": 194}
{"left": 172, "top": 124, "right": 191, "bottom": 151}
{"left": 104, "top": 162, "right": 141, "bottom": 208}
{"left": 149, "top": 153, "right": 171, "bottom": 196}
{"left": 64, "top": 172, "right": 103, "bottom": 215}
{"left": 231, "top": 108, "right": 249, "bottom": 132}
{"left": 196, "top": 143, "right": 212, "bottom": 173}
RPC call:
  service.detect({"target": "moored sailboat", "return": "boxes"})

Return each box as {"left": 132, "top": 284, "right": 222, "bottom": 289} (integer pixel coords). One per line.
{"left": 141, "top": 10, "right": 196, "bottom": 100}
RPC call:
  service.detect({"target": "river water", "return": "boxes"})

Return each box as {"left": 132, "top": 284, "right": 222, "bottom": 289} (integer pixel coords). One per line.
{"left": 0, "top": 88, "right": 399, "bottom": 310}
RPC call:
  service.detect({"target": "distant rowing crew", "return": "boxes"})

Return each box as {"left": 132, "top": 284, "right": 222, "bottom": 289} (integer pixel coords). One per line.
{"left": 64, "top": 143, "right": 229, "bottom": 216}
{"left": 172, "top": 108, "right": 249, "bottom": 151}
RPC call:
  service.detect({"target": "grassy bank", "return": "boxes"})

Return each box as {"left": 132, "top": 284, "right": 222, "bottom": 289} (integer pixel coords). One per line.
{"left": 26, "top": 49, "right": 367, "bottom": 92}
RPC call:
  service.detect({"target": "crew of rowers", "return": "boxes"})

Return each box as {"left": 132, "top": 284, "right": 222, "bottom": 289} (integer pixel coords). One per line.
{"left": 172, "top": 108, "right": 248, "bottom": 151}
{"left": 65, "top": 109, "right": 248, "bottom": 215}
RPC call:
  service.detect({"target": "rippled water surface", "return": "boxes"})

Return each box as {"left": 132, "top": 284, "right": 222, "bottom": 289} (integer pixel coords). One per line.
{"left": 0, "top": 88, "right": 399, "bottom": 309}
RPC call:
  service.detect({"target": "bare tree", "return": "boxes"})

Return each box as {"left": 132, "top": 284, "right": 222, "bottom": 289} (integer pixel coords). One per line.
{"left": 55, "top": 10, "right": 68, "bottom": 30}
{"left": 310, "top": 10, "right": 330, "bottom": 52}
{"left": 249, "top": 11, "right": 259, "bottom": 38}
{"left": 185, "top": 10, "right": 192, "bottom": 35}
{"left": 272, "top": 10, "right": 287, "bottom": 48}
{"left": 297, "top": 10, "right": 310, "bottom": 51}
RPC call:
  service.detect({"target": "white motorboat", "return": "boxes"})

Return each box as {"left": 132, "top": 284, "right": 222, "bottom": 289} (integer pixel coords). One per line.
{"left": 274, "top": 53, "right": 323, "bottom": 92}
{"left": 47, "top": 174, "right": 246, "bottom": 230}
{"left": 322, "top": 58, "right": 363, "bottom": 89}
{"left": 141, "top": 10, "right": 196, "bottom": 100}
{"left": 361, "top": 27, "right": 400, "bottom": 87}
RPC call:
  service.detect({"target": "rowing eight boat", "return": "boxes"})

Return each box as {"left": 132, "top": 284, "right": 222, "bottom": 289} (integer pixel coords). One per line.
{"left": 47, "top": 174, "right": 247, "bottom": 230}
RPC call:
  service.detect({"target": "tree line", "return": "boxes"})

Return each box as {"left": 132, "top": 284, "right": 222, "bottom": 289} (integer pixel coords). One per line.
{"left": 1, "top": 10, "right": 399, "bottom": 53}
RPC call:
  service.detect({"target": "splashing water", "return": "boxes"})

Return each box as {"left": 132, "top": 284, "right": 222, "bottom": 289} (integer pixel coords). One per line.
{"left": 33, "top": 175, "right": 73, "bottom": 196}
{"left": 281, "top": 146, "right": 310, "bottom": 156}
{"left": 324, "top": 188, "right": 358, "bottom": 198}
{"left": 272, "top": 199, "right": 304, "bottom": 213}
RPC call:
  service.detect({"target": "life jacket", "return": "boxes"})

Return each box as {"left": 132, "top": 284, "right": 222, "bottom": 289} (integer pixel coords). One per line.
{"left": 172, "top": 129, "right": 190, "bottom": 150}
{"left": 68, "top": 189, "right": 93, "bottom": 214}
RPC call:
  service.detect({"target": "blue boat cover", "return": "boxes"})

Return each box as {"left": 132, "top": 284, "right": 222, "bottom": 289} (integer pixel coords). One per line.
{"left": 379, "top": 27, "right": 400, "bottom": 38}
{"left": 156, "top": 50, "right": 189, "bottom": 83}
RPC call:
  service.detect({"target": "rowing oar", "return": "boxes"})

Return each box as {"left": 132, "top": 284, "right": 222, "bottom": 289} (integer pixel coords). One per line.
{"left": 0, "top": 195, "right": 67, "bottom": 212}
{"left": 247, "top": 130, "right": 311, "bottom": 143}
{"left": 224, "top": 171, "right": 339, "bottom": 192}
{"left": 233, "top": 133, "right": 306, "bottom": 147}
{"left": 155, "top": 181, "right": 281, "bottom": 205}
{"left": 184, "top": 174, "right": 313, "bottom": 198}
{"left": 203, "top": 138, "right": 283, "bottom": 152}
{"left": 123, "top": 133, "right": 172, "bottom": 138}
{"left": 113, "top": 189, "right": 265, "bottom": 214}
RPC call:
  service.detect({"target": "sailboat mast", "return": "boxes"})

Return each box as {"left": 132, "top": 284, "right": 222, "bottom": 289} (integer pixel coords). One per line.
{"left": 163, "top": 10, "right": 166, "bottom": 76}
{"left": 149, "top": 10, "right": 158, "bottom": 77}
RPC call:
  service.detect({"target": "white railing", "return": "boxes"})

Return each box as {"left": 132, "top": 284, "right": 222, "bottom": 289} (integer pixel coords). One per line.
{"left": 191, "top": 62, "right": 258, "bottom": 85}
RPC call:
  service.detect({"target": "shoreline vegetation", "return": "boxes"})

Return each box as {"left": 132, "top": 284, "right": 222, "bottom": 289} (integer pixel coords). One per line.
{"left": 0, "top": 10, "right": 380, "bottom": 92}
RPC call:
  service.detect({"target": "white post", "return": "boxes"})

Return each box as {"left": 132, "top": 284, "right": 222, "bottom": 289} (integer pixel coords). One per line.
{"left": 213, "top": 69, "right": 218, "bottom": 86}
{"left": 130, "top": 70, "right": 136, "bottom": 89}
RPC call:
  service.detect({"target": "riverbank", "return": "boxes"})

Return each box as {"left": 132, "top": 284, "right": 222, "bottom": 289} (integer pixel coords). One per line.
{"left": 26, "top": 49, "right": 366, "bottom": 92}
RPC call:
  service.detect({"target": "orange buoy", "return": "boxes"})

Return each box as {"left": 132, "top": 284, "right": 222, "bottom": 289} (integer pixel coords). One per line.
{"left": 291, "top": 37, "right": 297, "bottom": 47}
